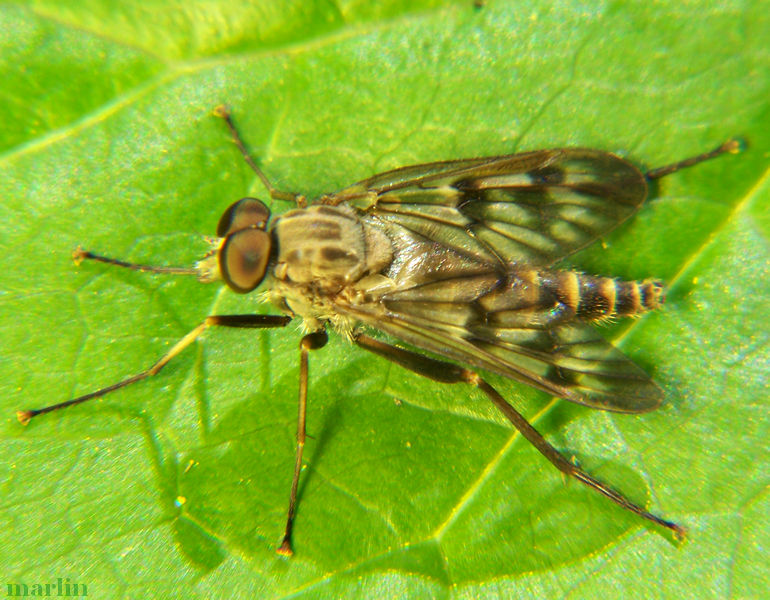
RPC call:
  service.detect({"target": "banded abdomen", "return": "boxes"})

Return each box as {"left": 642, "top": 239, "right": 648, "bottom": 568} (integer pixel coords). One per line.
{"left": 377, "top": 267, "right": 664, "bottom": 332}
{"left": 536, "top": 270, "right": 664, "bottom": 322}
{"left": 478, "top": 269, "right": 664, "bottom": 328}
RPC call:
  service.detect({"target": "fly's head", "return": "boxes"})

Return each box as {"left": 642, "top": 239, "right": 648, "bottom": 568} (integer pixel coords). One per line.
{"left": 196, "top": 197, "right": 273, "bottom": 293}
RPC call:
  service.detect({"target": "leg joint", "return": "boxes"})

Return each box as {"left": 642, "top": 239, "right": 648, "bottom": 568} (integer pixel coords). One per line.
{"left": 301, "top": 330, "right": 328, "bottom": 351}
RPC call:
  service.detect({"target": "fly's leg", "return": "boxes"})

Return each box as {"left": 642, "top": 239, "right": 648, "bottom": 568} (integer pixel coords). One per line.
{"left": 17, "top": 315, "right": 292, "bottom": 425}
{"left": 353, "top": 333, "right": 686, "bottom": 540}
{"left": 214, "top": 105, "right": 307, "bottom": 208}
{"left": 646, "top": 138, "right": 743, "bottom": 180}
{"left": 277, "top": 330, "right": 328, "bottom": 557}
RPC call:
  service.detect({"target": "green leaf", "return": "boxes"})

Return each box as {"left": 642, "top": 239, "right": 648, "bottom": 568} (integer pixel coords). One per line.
{"left": 1, "top": 1, "right": 767, "bottom": 598}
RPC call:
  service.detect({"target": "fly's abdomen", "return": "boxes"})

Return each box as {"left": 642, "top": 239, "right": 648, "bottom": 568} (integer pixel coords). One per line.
{"left": 539, "top": 270, "right": 664, "bottom": 321}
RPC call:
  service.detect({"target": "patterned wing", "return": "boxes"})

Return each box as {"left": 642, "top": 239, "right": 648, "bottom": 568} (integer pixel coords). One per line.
{"left": 328, "top": 149, "right": 648, "bottom": 268}
{"left": 337, "top": 267, "right": 662, "bottom": 413}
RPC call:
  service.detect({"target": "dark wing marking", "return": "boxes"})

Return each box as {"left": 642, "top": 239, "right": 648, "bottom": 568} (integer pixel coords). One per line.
{"left": 338, "top": 268, "right": 662, "bottom": 413}
{"left": 326, "top": 149, "right": 648, "bottom": 268}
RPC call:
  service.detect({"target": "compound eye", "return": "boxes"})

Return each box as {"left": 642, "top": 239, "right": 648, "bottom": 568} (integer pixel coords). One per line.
{"left": 217, "top": 198, "right": 270, "bottom": 237}
{"left": 219, "top": 228, "right": 271, "bottom": 293}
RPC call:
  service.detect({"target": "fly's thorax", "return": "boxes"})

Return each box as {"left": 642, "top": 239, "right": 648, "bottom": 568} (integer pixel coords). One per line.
{"left": 271, "top": 204, "right": 392, "bottom": 291}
